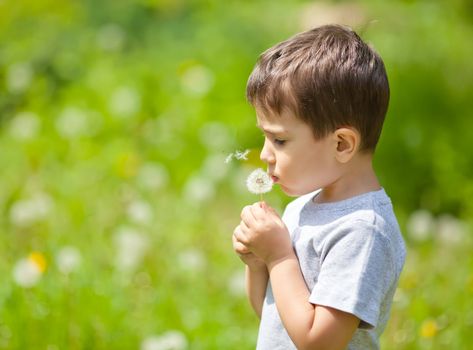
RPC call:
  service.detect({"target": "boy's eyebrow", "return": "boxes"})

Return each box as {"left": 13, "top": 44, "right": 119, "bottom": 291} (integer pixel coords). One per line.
{"left": 256, "top": 124, "right": 286, "bottom": 135}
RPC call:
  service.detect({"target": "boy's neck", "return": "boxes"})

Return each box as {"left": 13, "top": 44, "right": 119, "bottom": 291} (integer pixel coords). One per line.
{"left": 314, "top": 152, "right": 381, "bottom": 204}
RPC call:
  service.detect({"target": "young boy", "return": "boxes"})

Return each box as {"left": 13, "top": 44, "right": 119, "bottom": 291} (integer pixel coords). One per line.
{"left": 232, "top": 24, "right": 406, "bottom": 350}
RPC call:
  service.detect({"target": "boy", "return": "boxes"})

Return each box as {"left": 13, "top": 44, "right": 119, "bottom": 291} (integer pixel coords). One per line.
{"left": 232, "top": 24, "right": 406, "bottom": 350}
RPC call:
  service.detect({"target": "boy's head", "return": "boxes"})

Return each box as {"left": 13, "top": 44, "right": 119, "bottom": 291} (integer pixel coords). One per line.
{"left": 247, "top": 24, "right": 389, "bottom": 153}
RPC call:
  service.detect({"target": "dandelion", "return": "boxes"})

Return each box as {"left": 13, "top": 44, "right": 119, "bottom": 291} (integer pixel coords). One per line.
{"left": 9, "top": 111, "right": 41, "bottom": 140}
{"left": 29, "top": 252, "right": 47, "bottom": 273}
{"left": 109, "top": 86, "right": 141, "bottom": 118}
{"left": 183, "top": 175, "right": 215, "bottom": 203}
{"left": 55, "top": 107, "right": 89, "bottom": 139}
{"left": 246, "top": 168, "right": 273, "bottom": 201}
{"left": 114, "top": 227, "right": 148, "bottom": 272}
{"left": 141, "top": 331, "right": 188, "bottom": 350}
{"left": 9, "top": 193, "right": 53, "bottom": 227}
{"left": 12, "top": 252, "right": 47, "bottom": 288}
{"left": 406, "top": 209, "right": 434, "bottom": 242}
{"left": 137, "top": 163, "right": 169, "bottom": 190}
{"left": 56, "top": 246, "right": 82, "bottom": 274}
{"left": 6, "top": 62, "right": 33, "bottom": 93}
{"left": 420, "top": 319, "right": 438, "bottom": 338}
{"left": 177, "top": 249, "right": 206, "bottom": 272}
{"left": 180, "top": 65, "right": 214, "bottom": 97}
{"left": 127, "top": 200, "right": 153, "bottom": 225}
{"left": 227, "top": 270, "right": 246, "bottom": 297}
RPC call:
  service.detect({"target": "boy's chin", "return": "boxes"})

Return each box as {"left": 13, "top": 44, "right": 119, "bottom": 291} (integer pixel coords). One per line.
{"left": 281, "top": 185, "right": 319, "bottom": 197}
{"left": 280, "top": 185, "right": 303, "bottom": 197}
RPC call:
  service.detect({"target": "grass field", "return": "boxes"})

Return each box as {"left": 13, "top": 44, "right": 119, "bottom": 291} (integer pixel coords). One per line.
{"left": 1, "top": 0, "right": 472, "bottom": 349}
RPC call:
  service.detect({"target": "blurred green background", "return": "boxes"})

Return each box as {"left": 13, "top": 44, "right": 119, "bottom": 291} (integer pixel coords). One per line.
{"left": 1, "top": 0, "right": 472, "bottom": 349}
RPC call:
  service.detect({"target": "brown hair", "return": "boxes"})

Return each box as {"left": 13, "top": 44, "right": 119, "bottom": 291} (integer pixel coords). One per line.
{"left": 246, "top": 24, "right": 390, "bottom": 152}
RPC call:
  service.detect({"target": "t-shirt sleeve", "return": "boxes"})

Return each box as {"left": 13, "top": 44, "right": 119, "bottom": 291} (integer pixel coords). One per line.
{"left": 308, "top": 220, "right": 394, "bottom": 329}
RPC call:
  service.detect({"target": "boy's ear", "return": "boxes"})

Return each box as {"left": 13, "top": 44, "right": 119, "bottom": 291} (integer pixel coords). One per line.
{"left": 333, "top": 128, "right": 360, "bottom": 163}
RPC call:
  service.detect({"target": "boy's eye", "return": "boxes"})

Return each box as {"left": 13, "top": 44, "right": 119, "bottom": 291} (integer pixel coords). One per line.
{"left": 274, "top": 138, "right": 286, "bottom": 146}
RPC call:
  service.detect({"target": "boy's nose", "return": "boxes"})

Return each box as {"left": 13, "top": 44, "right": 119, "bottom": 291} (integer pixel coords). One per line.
{"left": 260, "top": 139, "right": 275, "bottom": 164}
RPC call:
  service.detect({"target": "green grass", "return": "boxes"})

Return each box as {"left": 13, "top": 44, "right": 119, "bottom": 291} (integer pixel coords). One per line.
{"left": 1, "top": 0, "right": 472, "bottom": 348}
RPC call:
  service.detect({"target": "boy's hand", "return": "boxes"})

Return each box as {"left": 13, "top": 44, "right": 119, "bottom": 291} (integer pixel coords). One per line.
{"left": 234, "top": 202, "right": 293, "bottom": 265}
{"left": 232, "top": 231, "right": 266, "bottom": 270}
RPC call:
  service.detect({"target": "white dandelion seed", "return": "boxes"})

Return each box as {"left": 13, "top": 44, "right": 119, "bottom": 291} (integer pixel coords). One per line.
{"left": 224, "top": 153, "right": 233, "bottom": 164}
{"left": 234, "top": 149, "right": 250, "bottom": 161}
{"left": 246, "top": 168, "right": 273, "bottom": 195}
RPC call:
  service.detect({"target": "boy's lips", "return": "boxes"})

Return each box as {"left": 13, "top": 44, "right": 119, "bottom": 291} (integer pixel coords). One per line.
{"left": 271, "top": 175, "right": 279, "bottom": 183}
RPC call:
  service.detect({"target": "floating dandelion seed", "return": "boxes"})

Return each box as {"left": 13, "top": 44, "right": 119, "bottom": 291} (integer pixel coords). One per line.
{"left": 246, "top": 168, "right": 273, "bottom": 201}
{"left": 234, "top": 149, "right": 250, "bottom": 160}
{"left": 224, "top": 153, "right": 233, "bottom": 164}
{"left": 225, "top": 149, "right": 250, "bottom": 163}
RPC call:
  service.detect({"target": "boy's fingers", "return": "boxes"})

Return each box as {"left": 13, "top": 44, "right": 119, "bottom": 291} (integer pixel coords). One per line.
{"left": 251, "top": 201, "right": 274, "bottom": 220}
{"left": 241, "top": 205, "right": 257, "bottom": 226}
{"left": 233, "top": 225, "right": 250, "bottom": 246}
{"left": 233, "top": 239, "right": 250, "bottom": 254}
{"left": 239, "top": 220, "right": 250, "bottom": 233}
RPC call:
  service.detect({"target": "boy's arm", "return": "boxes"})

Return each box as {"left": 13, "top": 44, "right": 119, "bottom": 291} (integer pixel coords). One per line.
{"left": 235, "top": 203, "right": 359, "bottom": 350}
{"left": 245, "top": 264, "right": 268, "bottom": 318}
{"left": 233, "top": 230, "right": 268, "bottom": 318}
{"left": 268, "top": 254, "right": 359, "bottom": 350}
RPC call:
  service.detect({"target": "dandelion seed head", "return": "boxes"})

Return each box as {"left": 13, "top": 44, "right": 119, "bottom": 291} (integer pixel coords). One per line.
{"left": 246, "top": 168, "right": 273, "bottom": 195}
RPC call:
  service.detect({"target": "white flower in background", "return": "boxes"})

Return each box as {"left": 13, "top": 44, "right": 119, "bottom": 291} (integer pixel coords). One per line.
{"left": 406, "top": 209, "right": 434, "bottom": 242}
{"left": 114, "top": 227, "right": 148, "bottom": 272}
{"left": 55, "top": 107, "right": 89, "bottom": 139}
{"left": 201, "top": 154, "right": 228, "bottom": 181}
{"left": 137, "top": 163, "right": 169, "bottom": 190}
{"left": 9, "top": 111, "right": 41, "bottom": 140}
{"left": 6, "top": 62, "right": 33, "bottom": 93}
{"left": 56, "top": 246, "right": 82, "bottom": 274}
{"left": 177, "top": 249, "right": 206, "bottom": 272}
{"left": 9, "top": 193, "right": 53, "bottom": 227}
{"left": 199, "top": 122, "right": 233, "bottom": 151}
{"left": 108, "top": 86, "right": 141, "bottom": 118}
{"left": 13, "top": 253, "right": 46, "bottom": 288}
{"left": 436, "top": 214, "right": 466, "bottom": 245}
{"left": 227, "top": 270, "right": 246, "bottom": 297}
{"left": 96, "top": 23, "right": 126, "bottom": 51}
{"left": 141, "top": 331, "right": 188, "bottom": 350}
{"left": 183, "top": 175, "right": 215, "bottom": 203}
{"left": 127, "top": 200, "right": 153, "bottom": 225}
{"left": 246, "top": 168, "right": 273, "bottom": 195}
{"left": 180, "top": 65, "right": 214, "bottom": 97}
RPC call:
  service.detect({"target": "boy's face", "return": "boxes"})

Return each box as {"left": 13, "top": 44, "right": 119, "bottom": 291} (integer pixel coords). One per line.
{"left": 257, "top": 108, "right": 341, "bottom": 197}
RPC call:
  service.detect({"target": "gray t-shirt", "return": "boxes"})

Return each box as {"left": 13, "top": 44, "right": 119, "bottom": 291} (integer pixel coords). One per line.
{"left": 256, "top": 189, "right": 406, "bottom": 350}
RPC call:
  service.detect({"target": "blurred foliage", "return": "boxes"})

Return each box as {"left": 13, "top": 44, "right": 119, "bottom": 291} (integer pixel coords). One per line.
{"left": 0, "top": 0, "right": 472, "bottom": 349}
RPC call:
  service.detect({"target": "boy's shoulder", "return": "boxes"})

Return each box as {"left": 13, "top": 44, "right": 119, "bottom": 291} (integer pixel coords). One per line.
{"left": 283, "top": 188, "right": 402, "bottom": 240}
